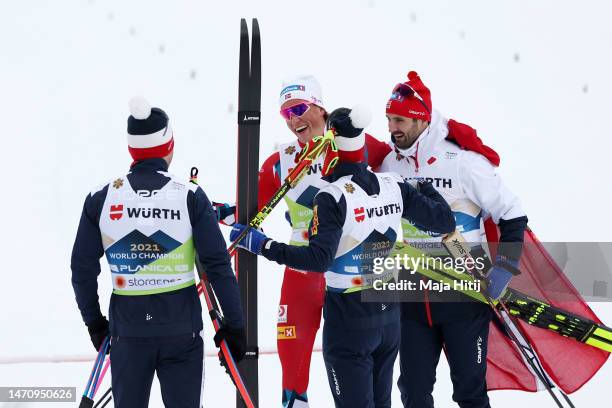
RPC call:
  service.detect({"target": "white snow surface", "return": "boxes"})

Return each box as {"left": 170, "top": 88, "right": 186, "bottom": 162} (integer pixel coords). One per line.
{"left": 1, "top": 0, "right": 611, "bottom": 406}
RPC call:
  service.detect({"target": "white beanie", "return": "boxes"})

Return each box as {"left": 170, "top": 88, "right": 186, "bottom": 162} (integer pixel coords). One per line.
{"left": 278, "top": 75, "right": 324, "bottom": 109}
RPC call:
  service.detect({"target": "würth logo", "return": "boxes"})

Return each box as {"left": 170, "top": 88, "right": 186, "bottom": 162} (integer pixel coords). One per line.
{"left": 354, "top": 207, "right": 365, "bottom": 223}
{"left": 354, "top": 203, "right": 401, "bottom": 222}
{"left": 127, "top": 207, "right": 181, "bottom": 220}
{"left": 110, "top": 204, "right": 123, "bottom": 220}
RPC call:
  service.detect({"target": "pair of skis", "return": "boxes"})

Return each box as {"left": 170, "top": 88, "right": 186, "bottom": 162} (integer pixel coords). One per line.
{"left": 391, "top": 235, "right": 612, "bottom": 353}
{"left": 181, "top": 18, "right": 262, "bottom": 408}
{"left": 195, "top": 18, "right": 337, "bottom": 407}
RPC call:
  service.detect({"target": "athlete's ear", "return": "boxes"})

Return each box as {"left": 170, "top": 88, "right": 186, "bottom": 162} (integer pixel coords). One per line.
{"left": 315, "top": 105, "right": 326, "bottom": 117}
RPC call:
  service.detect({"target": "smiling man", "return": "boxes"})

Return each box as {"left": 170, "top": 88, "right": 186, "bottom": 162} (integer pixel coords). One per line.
{"left": 212, "top": 76, "right": 330, "bottom": 407}
{"left": 370, "top": 71, "right": 529, "bottom": 408}
{"left": 259, "top": 76, "right": 330, "bottom": 408}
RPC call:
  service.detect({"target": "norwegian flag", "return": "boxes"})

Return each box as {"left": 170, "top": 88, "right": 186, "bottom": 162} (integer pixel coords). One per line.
{"left": 354, "top": 207, "right": 365, "bottom": 223}
{"left": 109, "top": 204, "right": 123, "bottom": 221}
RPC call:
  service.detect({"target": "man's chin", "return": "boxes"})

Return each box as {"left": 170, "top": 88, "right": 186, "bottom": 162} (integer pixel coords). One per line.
{"left": 393, "top": 136, "right": 408, "bottom": 147}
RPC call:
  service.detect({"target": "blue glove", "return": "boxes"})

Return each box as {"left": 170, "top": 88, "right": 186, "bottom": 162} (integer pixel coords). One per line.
{"left": 230, "top": 223, "right": 269, "bottom": 255}
{"left": 485, "top": 255, "right": 520, "bottom": 300}
{"left": 212, "top": 202, "right": 236, "bottom": 226}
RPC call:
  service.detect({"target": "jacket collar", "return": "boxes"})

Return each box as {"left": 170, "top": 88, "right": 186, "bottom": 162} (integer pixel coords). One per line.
{"left": 392, "top": 109, "right": 448, "bottom": 162}
{"left": 129, "top": 158, "right": 169, "bottom": 173}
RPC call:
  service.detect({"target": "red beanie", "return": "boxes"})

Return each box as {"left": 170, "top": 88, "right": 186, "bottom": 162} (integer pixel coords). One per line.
{"left": 385, "top": 71, "right": 432, "bottom": 122}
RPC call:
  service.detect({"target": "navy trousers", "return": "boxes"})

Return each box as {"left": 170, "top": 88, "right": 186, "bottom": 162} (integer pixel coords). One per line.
{"left": 110, "top": 334, "right": 204, "bottom": 408}
{"left": 398, "top": 308, "right": 491, "bottom": 408}
{"left": 322, "top": 322, "right": 400, "bottom": 408}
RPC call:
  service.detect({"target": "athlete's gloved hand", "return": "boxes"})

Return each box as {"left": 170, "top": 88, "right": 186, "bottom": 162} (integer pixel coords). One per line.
{"left": 212, "top": 202, "right": 236, "bottom": 226}
{"left": 214, "top": 325, "right": 247, "bottom": 362}
{"left": 230, "top": 224, "right": 269, "bottom": 255}
{"left": 327, "top": 105, "right": 371, "bottom": 138}
{"left": 327, "top": 107, "right": 363, "bottom": 138}
{"left": 485, "top": 255, "right": 521, "bottom": 300}
{"left": 86, "top": 316, "right": 110, "bottom": 353}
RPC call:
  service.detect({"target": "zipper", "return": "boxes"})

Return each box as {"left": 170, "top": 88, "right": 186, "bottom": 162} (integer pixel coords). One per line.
{"left": 410, "top": 142, "right": 420, "bottom": 174}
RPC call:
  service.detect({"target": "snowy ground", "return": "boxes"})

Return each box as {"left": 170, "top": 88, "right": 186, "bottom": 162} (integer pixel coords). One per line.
{"left": 3, "top": 331, "right": 611, "bottom": 408}
{"left": 2, "top": 0, "right": 611, "bottom": 406}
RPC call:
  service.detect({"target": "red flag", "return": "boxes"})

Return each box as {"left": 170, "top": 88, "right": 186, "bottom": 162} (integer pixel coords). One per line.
{"left": 484, "top": 219, "right": 609, "bottom": 393}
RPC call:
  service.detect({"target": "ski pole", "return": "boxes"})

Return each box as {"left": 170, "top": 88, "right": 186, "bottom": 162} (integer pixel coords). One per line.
{"left": 79, "top": 336, "right": 110, "bottom": 408}
{"left": 89, "top": 340, "right": 110, "bottom": 399}
{"left": 93, "top": 357, "right": 110, "bottom": 397}
{"left": 190, "top": 169, "right": 257, "bottom": 408}
{"left": 92, "top": 387, "right": 112, "bottom": 408}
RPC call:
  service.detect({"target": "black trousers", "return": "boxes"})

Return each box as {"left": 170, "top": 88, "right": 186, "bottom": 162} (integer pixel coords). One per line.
{"left": 110, "top": 333, "right": 204, "bottom": 408}
{"left": 323, "top": 322, "right": 400, "bottom": 408}
{"left": 398, "top": 308, "right": 492, "bottom": 408}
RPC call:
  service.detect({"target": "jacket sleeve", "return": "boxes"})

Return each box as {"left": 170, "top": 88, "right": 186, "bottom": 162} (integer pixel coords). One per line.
{"left": 258, "top": 151, "right": 281, "bottom": 210}
{"left": 189, "top": 186, "right": 244, "bottom": 328}
{"left": 365, "top": 133, "right": 392, "bottom": 170}
{"left": 71, "top": 188, "right": 107, "bottom": 325}
{"left": 261, "top": 191, "right": 344, "bottom": 272}
{"left": 458, "top": 152, "right": 528, "bottom": 259}
{"left": 459, "top": 151, "right": 526, "bottom": 223}
{"left": 398, "top": 181, "right": 456, "bottom": 234}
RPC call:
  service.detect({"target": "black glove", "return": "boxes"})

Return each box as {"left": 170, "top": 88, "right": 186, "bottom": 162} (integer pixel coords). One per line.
{"left": 214, "top": 325, "right": 247, "bottom": 362}
{"left": 86, "top": 316, "right": 110, "bottom": 353}
{"left": 416, "top": 180, "right": 434, "bottom": 194}
{"left": 327, "top": 107, "right": 363, "bottom": 138}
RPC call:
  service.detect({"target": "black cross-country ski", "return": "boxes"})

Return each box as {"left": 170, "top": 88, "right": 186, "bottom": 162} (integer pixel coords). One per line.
{"left": 235, "top": 17, "right": 261, "bottom": 408}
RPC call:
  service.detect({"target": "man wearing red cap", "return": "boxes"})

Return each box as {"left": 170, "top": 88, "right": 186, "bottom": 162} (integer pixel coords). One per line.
{"left": 71, "top": 97, "right": 246, "bottom": 407}
{"left": 367, "top": 72, "right": 528, "bottom": 407}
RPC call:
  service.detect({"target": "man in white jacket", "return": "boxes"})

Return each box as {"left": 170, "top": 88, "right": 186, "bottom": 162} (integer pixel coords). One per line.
{"left": 368, "top": 71, "right": 529, "bottom": 408}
